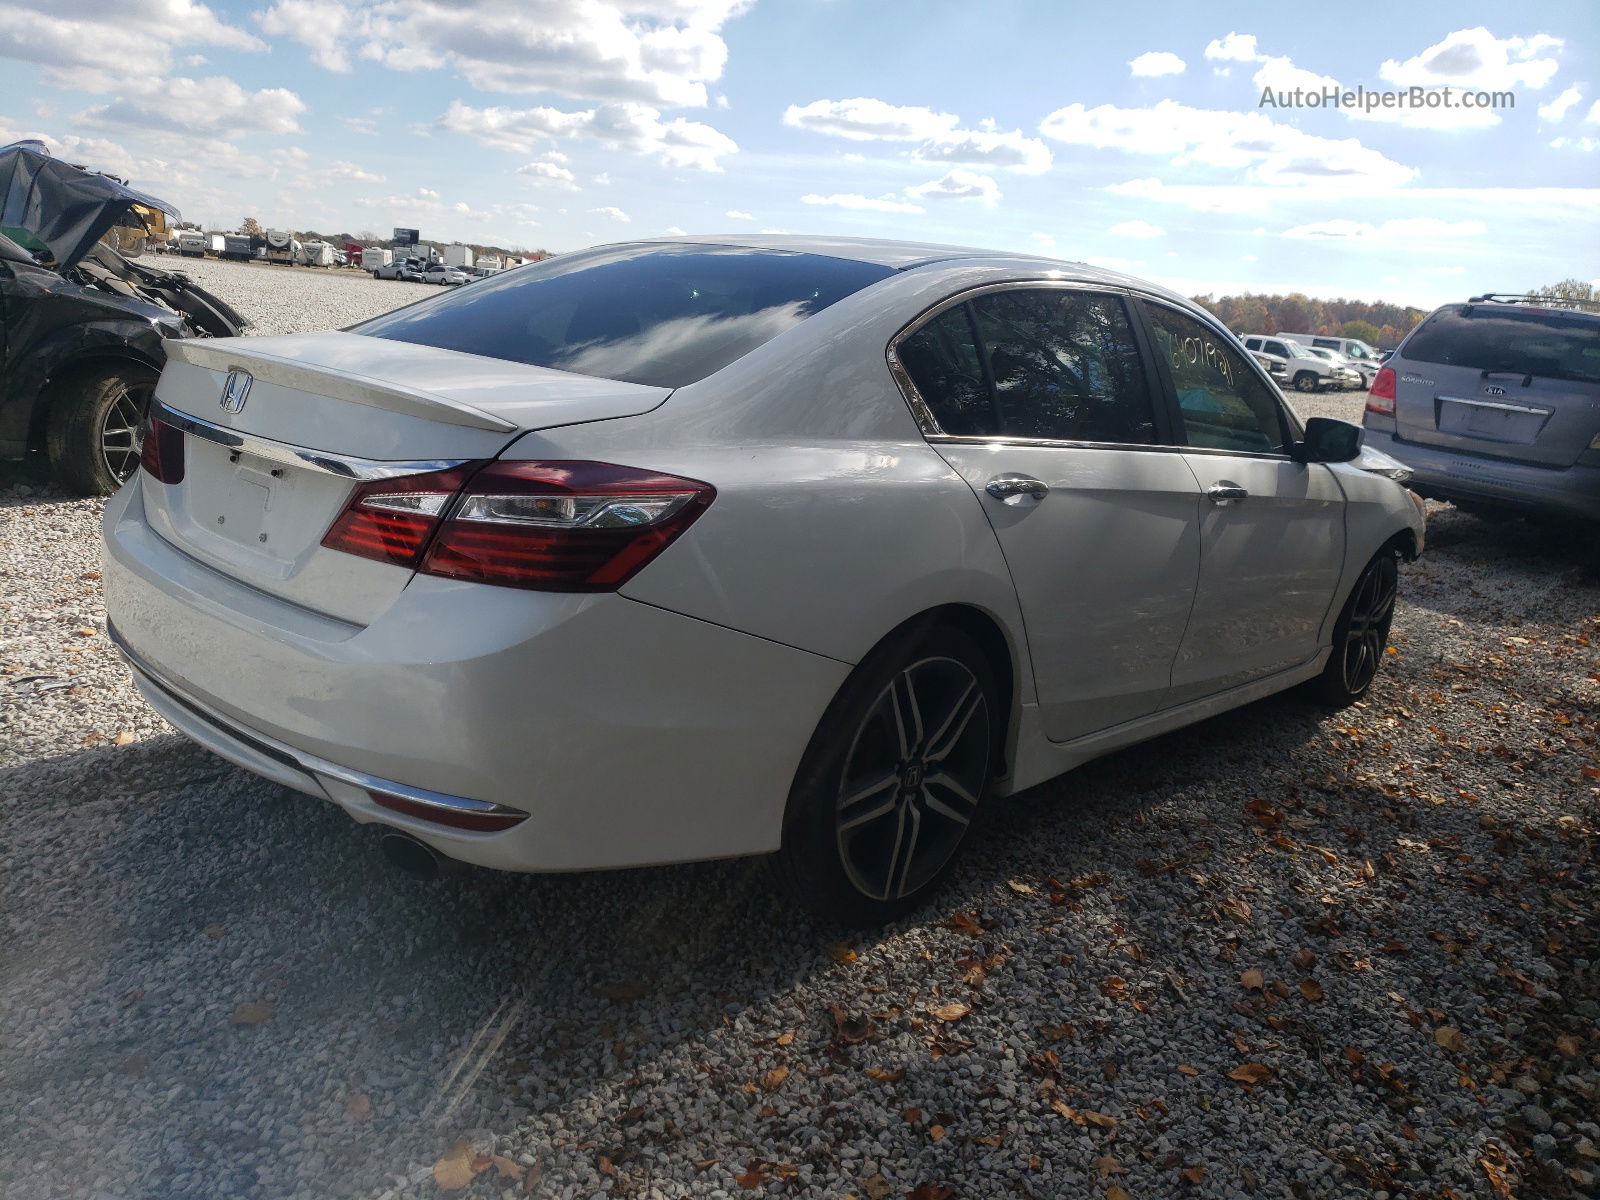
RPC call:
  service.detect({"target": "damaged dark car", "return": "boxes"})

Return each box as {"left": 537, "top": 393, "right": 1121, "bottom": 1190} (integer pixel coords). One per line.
{"left": 1, "top": 140, "right": 246, "bottom": 494}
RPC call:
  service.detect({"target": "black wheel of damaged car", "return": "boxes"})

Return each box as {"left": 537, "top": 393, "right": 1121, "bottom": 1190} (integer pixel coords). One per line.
{"left": 46, "top": 363, "right": 158, "bottom": 496}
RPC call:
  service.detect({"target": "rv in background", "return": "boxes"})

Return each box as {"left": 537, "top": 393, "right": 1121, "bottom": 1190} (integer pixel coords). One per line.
{"left": 176, "top": 230, "right": 208, "bottom": 257}
{"left": 220, "top": 233, "right": 258, "bottom": 262}
{"left": 361, "top": 246, "right": 393, "bottom": 271}
{"left": 299, "top": 240, "right": 336, "bottom": 267}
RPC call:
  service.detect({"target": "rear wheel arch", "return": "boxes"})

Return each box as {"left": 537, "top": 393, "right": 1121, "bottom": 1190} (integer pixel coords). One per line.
{"left": 26, "top": 347, "right": 164, "bottom": 450}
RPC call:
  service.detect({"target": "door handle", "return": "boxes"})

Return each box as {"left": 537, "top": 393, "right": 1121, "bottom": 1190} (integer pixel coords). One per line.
{"left": 1207, "top": 483, "right": 1249, "bottom": 505}
{"left": 985, "top": 474, "right": 1050, "bottom": 505}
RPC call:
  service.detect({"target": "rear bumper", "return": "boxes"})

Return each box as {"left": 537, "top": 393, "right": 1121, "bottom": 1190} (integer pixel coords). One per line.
{"left": 1364, "top": 430, "right": 1600, "bottom": 522}
{"left": 102, "top": 482, "right": 851, "bottom": 872}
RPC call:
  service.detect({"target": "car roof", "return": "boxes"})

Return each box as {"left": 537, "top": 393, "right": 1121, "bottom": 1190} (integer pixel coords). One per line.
{"left": 621, "top": 232, "right": 1198, "bottom": 307}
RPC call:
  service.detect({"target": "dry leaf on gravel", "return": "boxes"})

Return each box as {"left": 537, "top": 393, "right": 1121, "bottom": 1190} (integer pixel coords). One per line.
{"left": 345, "top": 1091, "right": 372, "bottom": 1123}
{"left": 1108, "top": 1186, "right": 1133, "bottom": 1200}
{"left": 908, "top": 1185, "right": 954, "bottom": 1200}
{"left": 830, "top": 1004, "right": 876, "bottom": 1043}
{"left": 432, "top": 1139, "right": 482, "bottom": 1192}
{"left": 760, "top": 1065, "right": 788, "bottom": 1091}
{"left": 829, "top": 940, "right": 858, "bottom": 964}
{"left": 735, "top": 1166, "right": 767, "bottom": 1189}
{"left": 113, "top": 731, "right": 135, "bottom": 746}
{"left": 1299, "top": 979, "right": 1325, "bottom": 1001}
{"left": 1555, "top": 1034, "right": 1580, "bottom": 1057}
{"left": 946, "top": 910, "right": 983, "bottom": 935}
{"left": 928, "top": 1001, "right": 971, "bottom": 1022}
{"left": 1181, "top": 1165, "right": 1206, "bottom": 1184}
{"left": 1240, "top": 968, "right": 1265, "bottom": 990}
{"left": 1228, "top": 1062, "right": 1274, "bottom": 1084}
{"left": 774, "top": 1029, "right": 794, "bottom": 1046}
{"left": 1435, "top": 1026, "right": 1468, "bottom": 1053}
{"left": 229, "top": 1001, "right": 274, "bottom": 1026}
{"left": 1293, "top": 948, "right": 1316, "bottom": 970}
{"left": 862, "top": 1172, "right": 892, "bottom": 1199}
{"left": 1176, "top": 1063, "right": 1199, "bottom": 1076}
{"left": 928, "top": 1124, "right": 945, "bottom": 1141}
{"left": 1007, "top": 879, "right": 1035, "bottom": 895}
{"left": 489, "top": 1155, "right": 523, "bottom": 1181}
{"left": 1092, "top": 1154, "right": 1125, "bottom": 1179}
{"left": 863, "top": 1066, "right": 904, "bottom": 1083}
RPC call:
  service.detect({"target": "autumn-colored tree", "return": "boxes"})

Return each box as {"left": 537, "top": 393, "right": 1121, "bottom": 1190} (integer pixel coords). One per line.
{"left": 1536, "top": 278, "right": 1596, "bottom": 301}
{"left": 1340, "top": 319, "right": 1382, "bottom": 346}
{"left": 241, "top": 216, "right": 262, "bottom": 237}
{"left": 1192, "top": 293, "right": 1426, "bottom": 349}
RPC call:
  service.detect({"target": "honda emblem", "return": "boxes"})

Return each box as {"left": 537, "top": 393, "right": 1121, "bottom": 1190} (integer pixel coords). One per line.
{"left": 219, "top": 370, "right": 252, "bottom": 414}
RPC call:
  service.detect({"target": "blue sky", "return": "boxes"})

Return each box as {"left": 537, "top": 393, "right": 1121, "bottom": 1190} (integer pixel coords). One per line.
{"left": 2, "top": 0, "right": 1596, "bottom": 307}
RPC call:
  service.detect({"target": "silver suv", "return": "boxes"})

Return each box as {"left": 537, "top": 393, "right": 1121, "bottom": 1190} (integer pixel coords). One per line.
{"left": 1362, "top": 294, "right": 1600, "bottom": 522}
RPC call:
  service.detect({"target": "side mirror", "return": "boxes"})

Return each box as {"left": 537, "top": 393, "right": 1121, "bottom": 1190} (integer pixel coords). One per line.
{"left": 1292, "top": 417, "right": 1363, "bottom": 464}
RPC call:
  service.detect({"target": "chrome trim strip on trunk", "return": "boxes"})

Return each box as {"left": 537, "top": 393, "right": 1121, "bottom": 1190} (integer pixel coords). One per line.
{"left": 1436, "top": 395, "right": 1550, "bottom": 417}
{"left": 108, "top": 621, "right": 527, "bottom": 821}
{"left": 152, "top": 400, "right": 475, "bottom": 481}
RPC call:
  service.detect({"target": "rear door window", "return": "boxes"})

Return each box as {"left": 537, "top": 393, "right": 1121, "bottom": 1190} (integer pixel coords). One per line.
{"left": 896, "top": 307, "right": 996, "bottom": 436}
{"left": 1402, "top": 306, "right": 1600, "bottom": 386}
{"left": 1145, "top": 303, "right": 1288, "bottom": 455}
{"left": 355, "top": 243, "right": 893, "bottom": 388}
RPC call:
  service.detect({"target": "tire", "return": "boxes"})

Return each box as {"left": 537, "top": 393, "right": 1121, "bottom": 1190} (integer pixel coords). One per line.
{"left": 775, "top": 626, "right": 999, "bottom": 926}
{"left": 1293, "top": 372, "right": 1318, "bottom": 393}
{"left": 1307, "top": 550, "right": 1398, "bottom": 707}
{"left": 46, "top": 363, "right": 158, "bottom": 496}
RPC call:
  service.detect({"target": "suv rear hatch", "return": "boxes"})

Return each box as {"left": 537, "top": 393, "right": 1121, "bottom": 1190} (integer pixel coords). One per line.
{"left": 138, "top": 332, "right": 669, "bottom": 624}
{"left": 1390, "top": 303, "right": 1600, "bottom": 468}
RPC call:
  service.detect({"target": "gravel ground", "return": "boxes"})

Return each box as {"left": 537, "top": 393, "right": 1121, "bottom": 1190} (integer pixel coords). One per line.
{"left": 160, "top": 255, "right": 436, "bottom": 334}
{"left": 2, "top": 266, "right": 1598, "bottom": 1200}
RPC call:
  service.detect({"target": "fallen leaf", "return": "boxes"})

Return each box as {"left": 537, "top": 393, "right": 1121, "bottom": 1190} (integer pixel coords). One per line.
{"left": 928, "top": 1124, "right": 945, "bottom": 1141}
{"left": 735, "top": 1166, "right": 767, "bottom": 1189}
{"left": 902, "top": 1106, "right": 923, "bottom": 1123}
{"left": 1091, "top": 1154, "right": 1125, "bottom": 1179}
{"left": 345, "top": 1092, "right": 372, "bottom": 1123}
{"left": 75, "top": 627, "right": 96, "bottom": 637}
{"left": 908, "top": 1185, "right": 954, "bottom": 1200}
{"left": 489, "top": 1155, "right": 523, "bottom": 1181}
{"left": 1435, "top": 1026, "right": 1468, "bottom": 1054}
{"left": 829, "top": 940, "right": 858, "bottom": 964}
{"left": 432, "top": 1139, "right": 482, "bottom": 1192}
{"left": 774, "top": 1030, "right": 795, "bottom": 1046}
{"left": 864, "top": 1066, "right": 905, "bottom": 1083}
{"left": 1181, "top": 1165, "right": 1206, "bottom": 1184}
{"left": 229, "top": 1001, "right": 274, "bottom": 1026}
{"left": 1083, "top": 1110, "right": 1118, "bottom": 1129}
{"left": 928, "top": 1002, "right": 971, "bottom": 1022}
{"left": 113, "top": 731, "right": 135, "bottom": 746}
{"left": 1479, "top": 1158, "right": 1513, "bottom": 1200}
{"left": 761, "top": 1065, "right": 789, "bottom": 1092}
{"left": 947, "top": 910, "right": 983, "bottom": 935}
{"left": 1556, "top": 1034, "right": 1580, "bottom": 1057}
{"left": 830, "top": 1005, "right": 876, "bottom": 1044}
{"left": 1240, "top": 968, "right": 1265, "bottom": 990}
{"left": 1299, "top": 979, "right": 1325, "bottom": 1002}
{"left": 1293, "top": 948, "right": 1316, "bottom": 970}
{"left": 1108, "top": 1187, "right": 1133, "bottom": 1200}
{"left": 1228, "top": 1062, "right": 1274, "bottom": 1084}
{"left": 1175, "top": 1063, "right": 1199, "bottom": 1076}
{"left": 862, "top": 1173, "right": 892, "bottom": 1199}
{"left": 1007, "top": 879, "right": 1035, "bottom": 895}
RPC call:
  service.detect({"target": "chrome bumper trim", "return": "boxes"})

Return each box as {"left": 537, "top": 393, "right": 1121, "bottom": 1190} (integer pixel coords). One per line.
{"left": 107, "top": 620, "right": 524, "bottom": 821}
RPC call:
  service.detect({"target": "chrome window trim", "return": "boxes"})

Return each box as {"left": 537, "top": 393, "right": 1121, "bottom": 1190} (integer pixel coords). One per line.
{"left": 885, "top": 277, "right": 1302, "bottom": 457}
{"left": 153, "top": 400, "right": 473, "bottom": 480}
{"left": 885, "top": 278, "right": 1160, "bottom": 449}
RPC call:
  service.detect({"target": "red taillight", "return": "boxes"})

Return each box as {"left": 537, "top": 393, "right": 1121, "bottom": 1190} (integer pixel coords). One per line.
{"left": 422, "top": 461, "right": 716, "bottom": 592}
{"left": 320, "top": 459, "right": 715, "bottom": 591}
{"left": 1365, "top": 367, "right": 1397, "bottom": 416}
{"left": 320, "top": 465, "right": 482, "bottom": 567}
{"left": 138, "top": 413, "right": 186, "bottom": 484}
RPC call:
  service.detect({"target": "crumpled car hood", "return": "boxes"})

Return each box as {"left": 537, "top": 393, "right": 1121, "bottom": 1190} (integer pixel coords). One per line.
{"left": 0, "top": 139, "right": 179, "bottom": 270}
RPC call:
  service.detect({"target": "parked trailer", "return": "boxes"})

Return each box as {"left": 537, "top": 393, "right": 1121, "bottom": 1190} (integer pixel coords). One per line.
{"left": 220, "top": 234, "right": 257, "bottom": 262}
{"left": 361, "top": 246, "right": 393, "bottom": 271}
{"left": 263, "top": 230, "right": 300, "bottom": 265}
{"left": 298, "top": 240, "right": 335, "bottom": 267}
{"left": 443, "top": 244, "right": 475, "bottom": 269}
{"left": 176, "top": 231, "right": 208, "bottom": 257}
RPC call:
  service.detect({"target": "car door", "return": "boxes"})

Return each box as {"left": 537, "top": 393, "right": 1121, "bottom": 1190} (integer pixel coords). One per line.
{"left": 892, "top": 284, "right": 1203, "bottom": 743}
{"left": 1136, "top": 299, "right": 1345, "bottom": 701}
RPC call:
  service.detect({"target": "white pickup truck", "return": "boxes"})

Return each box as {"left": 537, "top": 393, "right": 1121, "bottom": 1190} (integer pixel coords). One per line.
{"left": 1239, "top": 335, "right": 1342, "bottom": 393}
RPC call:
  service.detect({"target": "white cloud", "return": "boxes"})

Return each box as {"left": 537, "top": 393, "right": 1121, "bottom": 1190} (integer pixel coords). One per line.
{"left": 437, "top": 99, "right": 737, "bottom": 170}
{"left": 783, "top": 97, "right": 960, "bottom": 141}
{"left": 801, "top": 193, "right": 925, "bottom": 214}
{"left": 516, "top": 160, "right": 578, "bottom": 188}
{"left": 80, "top": 76, "right": 305, "bottom": 137}
{"left": 1538, "top": 86, "right": 1584, "bottom": 122}
{"left": 1379, "top": 27, "right": 1563, "bottom": 91}
{"left": 260, "top": 0, "right": 747, "bottom": 107}
{"left": 1030, "top": 232, "right": 1057, "bottom": 248}
{"left": 725, "top": 209, "right": 753, "bottom": 219}
{"left": 662, "top": 225, "right": 686, "bottom": 235}
{"left": 1204, "top": 32, "right": 1260, "bottom": 63}
{"left": 1281, "top": 217, "right": 1487, "bottom": 241}
{"left": 1109, "top": 220, "right": 1165, "bottom": 239}
{"left": 0, "top": 0, "right": 263, "bottom": 89}
{"left": 1106, "top": 177, "right": 1274, "bottom": 213}
{"left": 1130, "top": 51, "right": 1185, "bottom": 77}
{"left": 273, "top": 145, "right": 384, "bottom": 187}
{"left": 592, "top": 206, "right": 631, "bottom": 222}
{"left": 1550, "top": 135, "right": 1600, "bottom": 152}
{"left": 1040, "top": 100, "right": 1417, "bottom": 188}
{"left": 906, "top": 168, "right": 1001, "bottom": 207}
{"left": 912, "top": 127, "right": 1052, "bottom": 174}
{"left": 1588, "top": 99, "right": 1600, "bottom": 124}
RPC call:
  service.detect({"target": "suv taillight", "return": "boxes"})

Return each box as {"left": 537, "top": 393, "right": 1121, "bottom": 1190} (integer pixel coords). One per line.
{"left": 1365, "top": 366, "right": 1397, "bottom": 416}
{"left": 321, "top": 460, "right": 715, "bottom": 592}
{"left": 138, "top": 412, "right": 186, "bottom": 484}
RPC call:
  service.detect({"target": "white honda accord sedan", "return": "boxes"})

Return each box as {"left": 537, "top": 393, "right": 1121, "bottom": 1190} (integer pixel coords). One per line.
{"left": 103, "top": 235, "right": 1424, "bottom": 924}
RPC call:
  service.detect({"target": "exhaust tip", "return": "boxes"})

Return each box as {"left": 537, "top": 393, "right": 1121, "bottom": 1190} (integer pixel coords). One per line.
{"left": 380, "top": 830, "right": 444, "bottom": 880}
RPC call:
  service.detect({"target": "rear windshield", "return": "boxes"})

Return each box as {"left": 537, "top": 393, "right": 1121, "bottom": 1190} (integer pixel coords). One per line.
{"left": 1403, "top": 306, "right": 1600, "bottom": 386}
{"left": 353, "top": 243, "right": 894, "bottom": 388}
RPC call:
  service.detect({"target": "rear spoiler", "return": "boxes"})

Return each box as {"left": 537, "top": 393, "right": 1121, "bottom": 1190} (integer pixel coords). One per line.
{"left": 163, "top": 339, "right": 518, "bottom": 433}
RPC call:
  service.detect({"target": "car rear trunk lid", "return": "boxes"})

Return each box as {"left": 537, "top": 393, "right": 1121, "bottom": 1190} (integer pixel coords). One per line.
{"left": 139, "top": 332, "right": 670, "bottom": 625}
